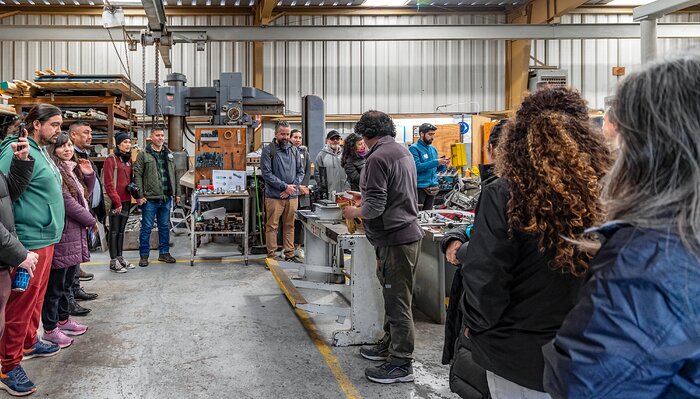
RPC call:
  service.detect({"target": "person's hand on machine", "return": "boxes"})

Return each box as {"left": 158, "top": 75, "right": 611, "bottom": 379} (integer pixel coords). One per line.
{"left": 342, "top": 205, "right": 362, "bottom": 220}
{"left": 346, "top": 190, "right": 363, "bottom": 206}
{"left": 438, "top": 156, "right": 450, "bottom": 166}
{"left": 175, "top": 196, "right": 181, "bottom": 205}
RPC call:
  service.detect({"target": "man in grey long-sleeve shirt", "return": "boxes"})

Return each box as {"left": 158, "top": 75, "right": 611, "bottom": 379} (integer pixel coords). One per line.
{"left": 342, "top": 110, "right": 424, "bottom": 385}
{"left": 261, "top": 121, "right": 305, "bottom": 262}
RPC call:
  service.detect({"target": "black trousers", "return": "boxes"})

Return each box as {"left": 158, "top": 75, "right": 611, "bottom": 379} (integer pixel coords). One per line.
{"left": 417, "top": 189, "right": 436, "bottom": 211}
{"left": 109, "top": 201, "right": 131, "bottom": 259}
{"left": 42, "top": 265, "right": 78, "bottom": 331}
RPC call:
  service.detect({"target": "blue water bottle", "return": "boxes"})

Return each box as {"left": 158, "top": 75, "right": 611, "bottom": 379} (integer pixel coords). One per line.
{"left": 11, "top": 268, "right": 30, "bottom": 292}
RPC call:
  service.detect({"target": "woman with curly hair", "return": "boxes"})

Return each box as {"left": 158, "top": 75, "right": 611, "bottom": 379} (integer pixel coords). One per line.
{"left": 543, "top": 55, "right": 700, "bottom": 399}
{"left": 459, "top": 87, "right": 610, "bottom": 398}
{"left": 341, "top": 133, "right": 368, "bottom": 191}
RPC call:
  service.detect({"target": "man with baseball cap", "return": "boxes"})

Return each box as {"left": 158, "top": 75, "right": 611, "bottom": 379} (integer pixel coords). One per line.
{"left": 313, "top": 130, "right": 347, "bottom": 199}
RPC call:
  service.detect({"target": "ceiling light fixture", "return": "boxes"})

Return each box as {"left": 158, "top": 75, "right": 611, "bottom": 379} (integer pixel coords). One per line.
{"left": 362, "top": 0, "right": 409, "bottom": 6}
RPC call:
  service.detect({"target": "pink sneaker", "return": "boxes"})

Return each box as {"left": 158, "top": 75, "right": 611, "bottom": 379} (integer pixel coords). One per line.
{"left": 42, "top": 329, "right": 73, "bottom": 348}
{"left": 58, "top": 319, "right": 88, "bottom": 336}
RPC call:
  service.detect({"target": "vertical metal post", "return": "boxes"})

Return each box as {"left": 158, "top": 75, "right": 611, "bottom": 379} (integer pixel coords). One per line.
{"left": 640, "top": 19, "right": 658, "bottom": 64}
{"left": 165, "top": 73, "right": 186, "bottom": 151}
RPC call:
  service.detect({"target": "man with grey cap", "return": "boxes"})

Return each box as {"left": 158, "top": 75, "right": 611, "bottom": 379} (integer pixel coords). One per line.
{"left": 313, "top": 130, "right": 347, "bottom": 199}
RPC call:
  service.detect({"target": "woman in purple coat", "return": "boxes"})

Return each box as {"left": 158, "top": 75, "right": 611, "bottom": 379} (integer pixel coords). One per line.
{"left": 41, "top": 133, "right": 95, "bottom": 348}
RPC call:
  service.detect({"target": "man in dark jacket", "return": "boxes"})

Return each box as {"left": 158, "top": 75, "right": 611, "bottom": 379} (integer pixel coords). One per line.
{"left": 133, "top": 128, "right": 181, "bottom": 267}
{"left": 68, "top": 121, "right": 98, "bottom": 315}
{"left": 342, "top": 110, "right": 424, "bottom": 384}
{"left": 261, "top": 121, "right": 304, "bottom": 263}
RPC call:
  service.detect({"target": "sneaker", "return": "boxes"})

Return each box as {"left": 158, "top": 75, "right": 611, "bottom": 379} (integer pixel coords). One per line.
{"left": 68, "top": 300, "right": 91, "bottom": 317}
{"left": 41, "top": 329, "right": 73, "bottom": 349}
{"left": 110, "top": 259, "right": 127, "bottom": 274}
{"left": 360, "top": 341, "right": 389, "bottom": 361}
{"left": 158, "top": 253, "right": 176, "bottom": 263}
{"left": 139, "top": 256, "right": 149, "bottom": 267}
{"left": 0, "top": 365, "right": 36, "bottom": 396}
{"left": 284, "top": 255, "right": 303, "bottom": 264}
{"left": 365, "top": 362, "right": 414, "bottom": 384}
{"left": 117, "top": 256, "right": 135, "bottom": 269}
{"left": 74, "top": 288, "right": 98, "bottom": 301}
{"left": 22, "top": 340, "right": 60, "bottom": 360}
{"left": 58, "top": 319, "right": 88, "bottom": 336}
{"left": 79, "top": 269, "right": 94, "bottom": 281}
{"left": 295, "top": 248, "right": 305, "bottom": 259}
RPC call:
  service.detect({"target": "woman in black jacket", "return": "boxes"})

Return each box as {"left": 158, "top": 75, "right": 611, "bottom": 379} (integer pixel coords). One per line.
{"left": 440, "top": 119, "right": 507, "bottom": 399}
{"left": 341, "top": 133, "right": 368, "bottom": 191}
{"left": 455, "top": 88, "right": 611, "bottom": 398}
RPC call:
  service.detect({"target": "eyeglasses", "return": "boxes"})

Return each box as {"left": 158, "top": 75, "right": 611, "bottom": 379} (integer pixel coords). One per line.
{"left": 329, "top": 137, "right": 341, "bottom": 141}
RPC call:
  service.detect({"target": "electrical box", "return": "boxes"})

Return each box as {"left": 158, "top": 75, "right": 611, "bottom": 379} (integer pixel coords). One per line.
{"left": 194, "top": 126, "right": 247, "bottom": 187}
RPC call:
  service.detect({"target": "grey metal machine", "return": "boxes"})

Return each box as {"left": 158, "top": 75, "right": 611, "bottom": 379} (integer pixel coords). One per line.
{"left": 144, "top": 72, "right": 284, "bottom": 151}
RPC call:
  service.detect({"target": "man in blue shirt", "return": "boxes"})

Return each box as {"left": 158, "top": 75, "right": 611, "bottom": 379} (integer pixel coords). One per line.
{"left": 409, "top": 123, "right": 449, "bottom": 210}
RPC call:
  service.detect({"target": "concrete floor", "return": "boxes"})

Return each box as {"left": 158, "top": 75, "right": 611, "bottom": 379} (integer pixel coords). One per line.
{"left": 21, "top": 235, "right": 457, "bottom": 399}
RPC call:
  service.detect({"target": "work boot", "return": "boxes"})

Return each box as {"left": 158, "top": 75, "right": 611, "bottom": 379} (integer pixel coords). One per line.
{"left": 139, "top": 256, "right": 149, "bottom": 267}
{"left": 79, "top": 269, "right": 94, "bottom": 281}
{"left": 110, "top": 259, "right": 127, "bottom": 274}
{"left": 74, "top": 288, "right": 98, "bottom": 301}
{"left": 365, "top": 362, "right": 414, "bottom": 384}
{"left": 68, "top": 300, "right": 91, "bottom": 317}
{"left": 158, "top": 253, "right": 177, "bottom": 263}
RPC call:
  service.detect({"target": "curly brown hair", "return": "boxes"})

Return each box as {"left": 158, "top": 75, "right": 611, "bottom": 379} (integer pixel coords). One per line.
{"left": 495, "top": 87, "right": 612, "bottom": 275}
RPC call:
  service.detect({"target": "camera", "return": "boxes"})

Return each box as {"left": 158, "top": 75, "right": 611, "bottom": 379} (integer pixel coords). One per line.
{"left": 125, "top": 182, "right": 140, "bottom": 196}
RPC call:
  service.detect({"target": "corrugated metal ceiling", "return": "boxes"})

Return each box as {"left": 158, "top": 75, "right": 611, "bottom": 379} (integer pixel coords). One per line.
{"left": 1, "top": 0, "right": 616, "bottom": 6}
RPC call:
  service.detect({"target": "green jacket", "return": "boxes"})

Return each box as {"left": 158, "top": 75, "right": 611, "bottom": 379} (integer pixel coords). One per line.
{"left": 0, "top": 135, "right": 65, "bottom": 250}
{"left": 133, "top": 144, "right": 181, "bottom": 201}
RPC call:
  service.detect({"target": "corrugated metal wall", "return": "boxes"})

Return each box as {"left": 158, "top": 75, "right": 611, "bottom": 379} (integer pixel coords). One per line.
{"left": 531, "top": 13, "right": 700, "bottom": 109}
{"left": 2, "top": 12, "right": 700, "bottom": 113}
{"left": 265, "top": 14, "right": 506, "bottom": 115}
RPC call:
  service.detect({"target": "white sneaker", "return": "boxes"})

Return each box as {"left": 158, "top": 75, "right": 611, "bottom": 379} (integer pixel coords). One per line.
{"left": 295, "top": 248, "right": 305, "bottom": 259}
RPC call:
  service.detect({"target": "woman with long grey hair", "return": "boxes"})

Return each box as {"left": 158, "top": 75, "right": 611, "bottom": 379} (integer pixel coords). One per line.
{"left": 543, "top": 54, "right": 700, "bottom": 398}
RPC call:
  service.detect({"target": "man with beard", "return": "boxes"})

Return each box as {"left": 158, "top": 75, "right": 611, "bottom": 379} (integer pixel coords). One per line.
{"left": 313, "top": 130, "right": 347, "bottom": 199}
{"left": 0, "top": 104, "right": 65, "bottom": 395}
{"left": 409, "top": 123, "right": 449, "bottom": 210}
{"left": 261, "top": 121, "right": 304, "bottom": 263}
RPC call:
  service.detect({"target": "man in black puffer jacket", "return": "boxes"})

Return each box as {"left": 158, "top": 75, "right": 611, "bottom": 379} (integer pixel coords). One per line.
{"left": 0, "top": 133, "right": 38, "bottom": 344}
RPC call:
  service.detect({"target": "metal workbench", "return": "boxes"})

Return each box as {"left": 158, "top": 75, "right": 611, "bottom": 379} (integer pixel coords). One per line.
{"left": 269, "top": 209, "right": 385, "bottom": 347}
{"left": 190, "top": 192, "right": 250, "bottom": 266}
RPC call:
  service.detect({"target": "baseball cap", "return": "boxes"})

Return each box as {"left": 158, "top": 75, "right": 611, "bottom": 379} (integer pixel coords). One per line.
{"left": 419, "top": 123, "right": 437, "bottom": 134}
{"left": 326, "top": 130, "right": 341, "bottom": 140}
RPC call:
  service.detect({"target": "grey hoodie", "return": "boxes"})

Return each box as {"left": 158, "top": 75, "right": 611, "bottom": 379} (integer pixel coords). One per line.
{"left": 314, "top": 145, "right": 348, "bottom": 195}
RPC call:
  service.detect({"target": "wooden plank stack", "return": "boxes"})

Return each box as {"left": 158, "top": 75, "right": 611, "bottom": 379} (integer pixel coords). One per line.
{"left": 0, "top": 69, "right": 144, "bottom": 101}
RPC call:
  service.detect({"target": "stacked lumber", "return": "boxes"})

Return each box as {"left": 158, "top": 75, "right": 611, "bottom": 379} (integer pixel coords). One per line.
{"left": 0, "top": 70, "right": 144, "bottom": 101}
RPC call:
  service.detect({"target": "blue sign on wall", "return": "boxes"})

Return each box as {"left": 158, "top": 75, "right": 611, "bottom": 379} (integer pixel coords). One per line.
{"left": 459, "top": 122, "right": 470, "bottom": 134}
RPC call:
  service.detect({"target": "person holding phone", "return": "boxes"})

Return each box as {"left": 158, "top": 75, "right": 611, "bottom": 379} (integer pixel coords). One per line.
{"left": 0, "top": 104, "right": 66, "bottom": 396}
{"left": 409, "top": 123, "right": 449, "bottom": 210}
{"left": 0, "top": 129, "right": 37, "bottom": 341}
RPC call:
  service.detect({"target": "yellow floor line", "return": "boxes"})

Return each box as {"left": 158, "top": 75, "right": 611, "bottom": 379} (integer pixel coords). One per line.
{"left": 294, "top": 308, "right": 362, "bottom": 399}
{"left": 266, "top": 258, "right": 361, "bottom": 399}
{"left": 83, "top": 258, "right": 251, "bottom": 266}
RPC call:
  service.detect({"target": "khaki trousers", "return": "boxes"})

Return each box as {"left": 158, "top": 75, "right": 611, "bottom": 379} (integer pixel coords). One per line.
{"left": 265, "top": 198, "right": 298, "bottom": 258}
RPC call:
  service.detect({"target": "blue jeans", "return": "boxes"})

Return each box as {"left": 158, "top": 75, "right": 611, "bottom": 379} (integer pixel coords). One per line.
{"left": 139, "top": 198, "right": 172, "bottom": 257}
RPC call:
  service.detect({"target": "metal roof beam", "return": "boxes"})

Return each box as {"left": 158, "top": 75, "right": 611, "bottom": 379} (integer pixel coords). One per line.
{"left": 1, "top": 24, "right": 699, "bottom": 41}
{"left": 633, "top": 0, "right": 700, "bottom": 21}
